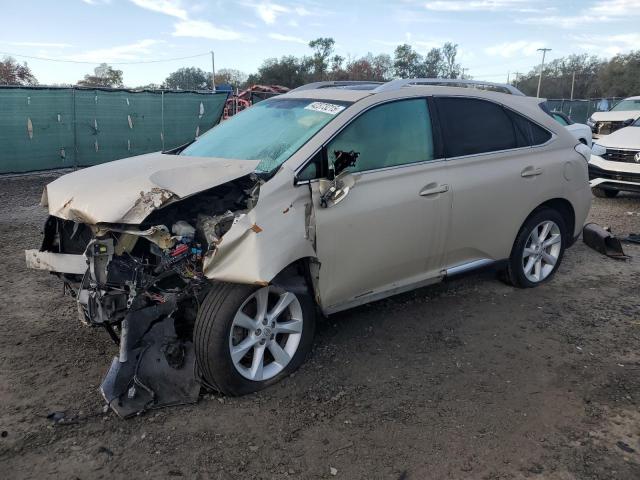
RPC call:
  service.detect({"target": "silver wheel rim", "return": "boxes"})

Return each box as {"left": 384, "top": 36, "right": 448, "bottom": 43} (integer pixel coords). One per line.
{"left": 228, "top": 286, "right": 303, "bottom": 381}
{"left": 522, "top": 220, "right": 562, "bottom": 283}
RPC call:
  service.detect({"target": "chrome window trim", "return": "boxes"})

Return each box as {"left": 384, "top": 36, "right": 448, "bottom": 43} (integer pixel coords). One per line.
{"left": 293, "top": 93, "right": 557, "bottom": 183}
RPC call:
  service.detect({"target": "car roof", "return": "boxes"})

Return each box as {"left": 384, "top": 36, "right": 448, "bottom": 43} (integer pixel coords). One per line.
{"left": 281, "top": 78, "right": 529, "bottom": 104}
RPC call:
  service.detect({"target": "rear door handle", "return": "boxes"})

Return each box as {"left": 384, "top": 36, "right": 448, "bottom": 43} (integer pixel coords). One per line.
{"left": 521, "top": 166, "right": 543, "bottom": 177}
{"left": 419, "top": 183, "right": 449, "bottom": 196}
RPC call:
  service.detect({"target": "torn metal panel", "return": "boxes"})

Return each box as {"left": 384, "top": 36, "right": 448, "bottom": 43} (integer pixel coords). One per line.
{"left": 43, "top": 152, "right": 260, "bottom": 224}
{"left": 203, "top": 166, "right": 317, "bottom": 284}
{"left": 25, "top": 249, "right": 87, "bottom": 274}
{"left": 583, "top": 223, "right": 628, "bottom": 259}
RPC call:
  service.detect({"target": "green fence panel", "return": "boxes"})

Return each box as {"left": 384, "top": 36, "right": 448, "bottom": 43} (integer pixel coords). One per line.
{"left": 0, "top": 88, "right": 75, "bottom": 172}
{"left": 74, "top": 89, "right": 164, "bottom": 166}
{"left": 162, "top": 92, "right": 227, "bottom": 150}
{"left": 0, "top": 87, "right": 228, "bottom": 174}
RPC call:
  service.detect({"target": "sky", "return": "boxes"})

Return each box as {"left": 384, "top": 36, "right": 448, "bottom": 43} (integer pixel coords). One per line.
{"left": 1, "top": 0, "right": 639, "bottom": 87}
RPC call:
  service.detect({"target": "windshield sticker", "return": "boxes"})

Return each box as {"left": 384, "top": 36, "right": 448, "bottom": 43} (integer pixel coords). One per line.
{"left": 304, "top": 102, "right": 346, "bottom": 115}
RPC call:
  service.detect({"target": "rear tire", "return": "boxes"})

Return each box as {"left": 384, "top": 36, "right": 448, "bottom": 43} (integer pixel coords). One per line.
{"left": 194, "top": 282, "right": 315, "bottom": 396}
{"left": 503, "top": 208, "right": 567, "bottom": 288}
{"left": 592, "top": 187, "right": 619, "bottom": 198}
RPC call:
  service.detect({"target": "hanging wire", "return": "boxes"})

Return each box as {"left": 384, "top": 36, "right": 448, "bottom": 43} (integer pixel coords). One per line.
{"left": 0, "top": 51, "right": 211, "bottom": 65}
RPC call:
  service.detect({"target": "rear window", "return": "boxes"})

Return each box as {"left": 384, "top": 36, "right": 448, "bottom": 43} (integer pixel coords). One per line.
{"left": 435, "top": 97, "right": 551, "bottom": 158}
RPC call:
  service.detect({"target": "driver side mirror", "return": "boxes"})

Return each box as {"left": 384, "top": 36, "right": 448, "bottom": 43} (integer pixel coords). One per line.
{"left": 330, "top": 150, "right": 359, "bottom": 179}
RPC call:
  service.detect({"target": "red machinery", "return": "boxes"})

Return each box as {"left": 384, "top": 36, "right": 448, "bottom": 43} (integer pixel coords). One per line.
{"left": 223, "top": 84, "right": 289, "bottom": 119}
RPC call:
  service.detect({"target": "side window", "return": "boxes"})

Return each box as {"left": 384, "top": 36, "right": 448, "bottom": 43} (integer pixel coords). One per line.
{"left": 327, "top": 99, "right": 435, "bottom": 173}
{"left": 435, "top": 97, "right": 520, "bottom": 157}
{"left": 507, "top": 108, "right": 553, "bottom": 146}
{"left": 296, "top": 151, "right": 321, "bottom": 181}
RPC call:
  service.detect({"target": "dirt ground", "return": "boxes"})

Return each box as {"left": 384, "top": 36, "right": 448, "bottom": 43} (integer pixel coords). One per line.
{"left": 1, "top": 172, "right": 639, "bottom": 480}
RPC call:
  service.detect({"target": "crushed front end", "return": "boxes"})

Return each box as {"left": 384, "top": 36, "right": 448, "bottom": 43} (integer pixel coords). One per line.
{"left": 26, "top": 176, "right": 260, "bottom": 417}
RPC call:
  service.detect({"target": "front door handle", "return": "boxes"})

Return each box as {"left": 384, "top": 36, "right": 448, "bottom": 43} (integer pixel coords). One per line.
{"left": 521, "top": 166, "right": 543, "bottom": 177}
{"left": 419, "top": 183, "right": 449, "bottom": 196}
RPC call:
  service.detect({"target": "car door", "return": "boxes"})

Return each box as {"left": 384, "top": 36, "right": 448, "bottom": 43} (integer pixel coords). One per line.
{"left": 308, "top": 98, "right": 451, "bottom": 311}
{"left": 432, "top": 96, "right": 556, "bottom": 270}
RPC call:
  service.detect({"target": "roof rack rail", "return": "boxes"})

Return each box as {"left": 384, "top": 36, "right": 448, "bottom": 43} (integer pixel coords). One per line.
{"left": 372, "top": 78, "right": 525, "bottom": 96}
{"left": 290, "top": 81, "right": 384, "bottom": 92}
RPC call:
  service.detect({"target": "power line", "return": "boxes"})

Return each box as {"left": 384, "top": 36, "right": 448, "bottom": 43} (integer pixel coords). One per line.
{"left": 0, "top": 51, "right": 211, "bottom": 65}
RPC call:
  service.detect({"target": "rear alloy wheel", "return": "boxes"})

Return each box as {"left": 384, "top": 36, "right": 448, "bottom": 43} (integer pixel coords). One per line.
{"left": 195, "top": 282, "right": 315, "bottom": 395}
{"left": 592, "top": 187, "right": 619, "bottom": 198}
{"left": 504, "top": 208, "right": 566, "bottom": 288}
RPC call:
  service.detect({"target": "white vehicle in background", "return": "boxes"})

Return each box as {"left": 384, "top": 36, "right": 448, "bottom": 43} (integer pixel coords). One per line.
{"left": 587, "top": 96, "right": 640, "bottom": 138}
{"left": 589, "top": 117, "right": 640, "bottom": 197}
{"left": 549, "top": 110, "right": 592, "bottom": 147}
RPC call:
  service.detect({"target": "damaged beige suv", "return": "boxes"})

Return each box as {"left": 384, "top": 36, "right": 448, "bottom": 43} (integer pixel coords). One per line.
{"left": 26, "top": 79, "right": 592, "bottom": 417}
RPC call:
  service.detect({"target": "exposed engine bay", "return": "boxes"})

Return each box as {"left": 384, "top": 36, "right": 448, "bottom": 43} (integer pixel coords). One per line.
{"left": 34, "top": 175, "right": 260, "bottom": 417}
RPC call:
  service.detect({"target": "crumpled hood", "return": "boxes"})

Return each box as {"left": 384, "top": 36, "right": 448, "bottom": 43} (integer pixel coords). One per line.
{"left": 595, "top": 126, "right": 640, "bottom": 150}
{"left": 591, "top": 110, "right": 640, "bottom": 122}
{"left": 43, "top": 152, "right": 260, "bottom": 224}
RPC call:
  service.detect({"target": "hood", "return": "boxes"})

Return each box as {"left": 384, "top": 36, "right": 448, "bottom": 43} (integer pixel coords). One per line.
{"left": 590, "top": 110, "right": 640, "bottom": 122}
{"left": 44, "top": 152, "right": 261, "bottom": 225}
{"left": 594, "top": 126, "right": 640, "bottom": 150}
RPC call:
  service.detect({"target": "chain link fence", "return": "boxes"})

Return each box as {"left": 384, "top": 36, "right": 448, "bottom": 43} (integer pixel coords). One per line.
{"left": 545, "top": 97, "right": 624, "bottom": 124}
{"left": 0, "top": 86, "right": 228, "bottom": 174}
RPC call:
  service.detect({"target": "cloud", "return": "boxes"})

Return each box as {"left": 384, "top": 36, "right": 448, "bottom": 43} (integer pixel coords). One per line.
{"left": 484, "top": 40, "right": 547, "bottom": 58}
{"left": 424, "top": 0, "right": 529, "bottom": 12}
{"left": 7, "top": 41, "right": 73, "bottom": 48}
{"left": 242, "top": 1, "right": 324, "bottom": 25}
{"left": 81, "top": 0, "right": 111, "bottom": 4}
{"left": 129, "top": 0, "right": 188, "bottom": 19}
{"left": 66, "top": 39, "right": 163, "bottom": 62}
{"left": 255, "top": 2, "right": 289, "bottom": 24}
{"left": 268, "top": 33, "right": 307, "bottom": 44}
{"left": 589, "top": 0, "right": 640, "bottom": 15}
{"left": 173, "top": 20, "right": 245, "bottom": 41}
{"left": 571, "top": 32, "right": 640, "bottom": 56}
{"left": 520, "top": 0, "right": 640, "bottom": 29}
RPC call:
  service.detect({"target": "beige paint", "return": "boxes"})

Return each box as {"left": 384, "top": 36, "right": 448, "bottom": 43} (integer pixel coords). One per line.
{"left": 30, "top": 84, "right": 592, "bottom": 315}
{"left": 43, "top": 152, "right": 260, "bottom": 224}
{"left": 25, "top": 249, "right": 87, "bottom": 274}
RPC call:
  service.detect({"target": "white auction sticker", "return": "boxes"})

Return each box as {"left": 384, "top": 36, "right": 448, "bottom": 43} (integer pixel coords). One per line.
{"left": 304, "top": 102, "right": 346, "bottom": 115}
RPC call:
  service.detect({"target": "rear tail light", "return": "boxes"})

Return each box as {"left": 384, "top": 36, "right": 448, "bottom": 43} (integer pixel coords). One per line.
{"left": 575, "top": 143, "right": 591, "bottom": 162}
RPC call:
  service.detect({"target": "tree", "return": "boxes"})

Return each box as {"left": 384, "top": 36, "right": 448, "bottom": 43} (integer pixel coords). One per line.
{"left": 393, "top": 44, "right": 423, "bottom": 78}
{"left": 424, "top": 48, "right": 444, "bottom": 77}
{"left": 248, "top": 56, "right": 312, "bottom": 88}
{"left": 441, "top": 42, "right": 461, "bottom": 79}
{"left": 597, "top": 51, "right": 640, "bottom": 97}
{"left": 77, "top": 63, "right": 123, "bottom": 88}
{"left": 308, "top": 37, "right": 335, "bottom": 81}
{"left": 164, "top": 67, "right": 211, "bottom": 91}
{"left": 216, "top": 68, "right": 248, "bottom": 88}
{"left": 0, "top": 56, "right": 37, "bottom": 85}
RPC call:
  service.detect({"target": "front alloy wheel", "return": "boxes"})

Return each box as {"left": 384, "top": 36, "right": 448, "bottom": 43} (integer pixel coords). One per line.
{"left": 229, "top": 287, "right": 303, "bottom": 382}
{"left": 194, "top": 282, "right": 315, "bottom": 396}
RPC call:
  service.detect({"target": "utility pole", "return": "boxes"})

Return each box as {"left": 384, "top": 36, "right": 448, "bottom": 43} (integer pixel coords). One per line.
{"left": 461, "top": 68, "right": 468, "bottom": 79}
{"left": 570, "top": 71, "right": 576, "bottom": 100}
{"left": 210, "top": 51, "right": 216, "bottom": 92}
{"left": 536, "top": 48, "right": 551, "bottom": 98}
{"left": 513, "top": 72, "right": 522, "bottom": 88}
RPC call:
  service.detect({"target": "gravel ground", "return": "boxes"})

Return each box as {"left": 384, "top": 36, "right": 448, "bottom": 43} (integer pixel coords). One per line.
{"left": 1, "top": 172, "right": 639, "bottom": 480}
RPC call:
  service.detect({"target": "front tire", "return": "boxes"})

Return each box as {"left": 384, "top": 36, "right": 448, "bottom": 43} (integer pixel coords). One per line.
{"left": 592, "top": 187, "right": 619, "bottom": 198}
{"left": 194, "top": 282, "right": 315, "bottom": 396}
{"left": 504, "top": 208, "right": 566, "bottom": 288}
